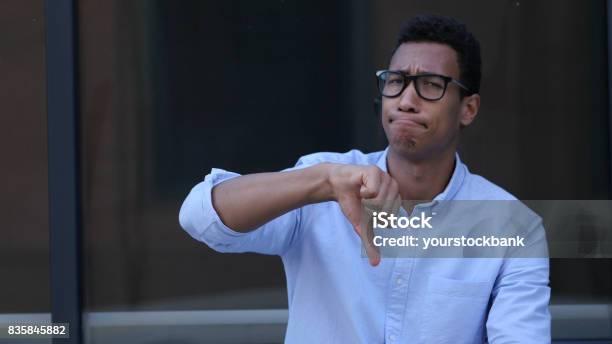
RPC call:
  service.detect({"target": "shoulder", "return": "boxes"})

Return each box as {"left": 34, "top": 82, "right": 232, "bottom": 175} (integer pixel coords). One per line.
{"left": 294, "top": 149, "right": 384, "bottom": 167}
{"left": 458, "top": 168, "right": 518, "bottom": 201}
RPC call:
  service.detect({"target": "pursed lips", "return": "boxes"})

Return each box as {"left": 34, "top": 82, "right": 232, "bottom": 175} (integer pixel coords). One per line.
{"left": 389, "top": 116, "right": 428, "bottom": 129}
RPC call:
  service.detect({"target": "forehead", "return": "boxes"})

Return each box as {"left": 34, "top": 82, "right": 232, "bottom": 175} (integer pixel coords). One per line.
{"left": 389, "top": 42, "right": 460, "bottom": 78}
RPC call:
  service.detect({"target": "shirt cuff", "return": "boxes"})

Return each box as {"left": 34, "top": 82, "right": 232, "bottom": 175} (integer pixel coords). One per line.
{"left": 179, "top": 168, "right": 251, "bottom": 250}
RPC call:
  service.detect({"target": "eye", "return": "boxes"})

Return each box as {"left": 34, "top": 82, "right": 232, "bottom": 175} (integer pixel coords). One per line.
{"left": 384, "top": 74, "right": 403, "bottom": 84}
{"left": 423, "top": 80, "right": 444, "bottom": 89}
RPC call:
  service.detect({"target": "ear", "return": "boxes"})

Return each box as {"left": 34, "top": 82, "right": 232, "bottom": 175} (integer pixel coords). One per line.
{"left": 459, "top": 93, "right": 480, "bottom": 127}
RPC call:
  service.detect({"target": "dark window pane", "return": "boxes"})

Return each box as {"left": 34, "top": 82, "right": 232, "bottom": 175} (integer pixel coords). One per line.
{"left": 79, "top": 0, "right": 375, "bottom": 312}
{"left": 79, "top": 0, "right": 611, "bottom": 342}
{"left": 0, "top": 0, "right": 50, "bottom": 313}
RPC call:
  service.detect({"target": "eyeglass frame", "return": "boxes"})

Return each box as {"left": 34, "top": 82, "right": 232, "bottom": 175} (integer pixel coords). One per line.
{"left": 375, "top": 70, "right": 472, "bottom": 101}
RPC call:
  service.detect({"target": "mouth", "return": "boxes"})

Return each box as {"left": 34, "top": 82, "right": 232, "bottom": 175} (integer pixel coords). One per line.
{"left": 389, "top": 117, "right": 428, "bottom": 129}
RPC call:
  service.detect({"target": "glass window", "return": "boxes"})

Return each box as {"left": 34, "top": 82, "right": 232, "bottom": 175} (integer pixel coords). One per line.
{"left": 0, "top": 0, "right": 50, "bottom": 314}
{"left": 79, "top": 0, "right": 369, "bottom": 314}
{"left": 78, "top": 0, "right": 611, "bottom": 342}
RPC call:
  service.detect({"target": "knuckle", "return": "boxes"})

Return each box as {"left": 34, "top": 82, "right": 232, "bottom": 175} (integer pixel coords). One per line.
{"left": 366, "top": 187, "right": 379, "bottom": 198}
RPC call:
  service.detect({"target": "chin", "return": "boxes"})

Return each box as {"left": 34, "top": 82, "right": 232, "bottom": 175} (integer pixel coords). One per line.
{"left": 390, "top": 137, "right": 429, "bottom": 161}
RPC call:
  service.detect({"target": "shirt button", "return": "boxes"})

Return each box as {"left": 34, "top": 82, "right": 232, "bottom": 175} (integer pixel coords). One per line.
{"left": 396, "top": 278, "right": 403, "bottom": 285}
{"left": 389, "top": 334, "right": 396, "bottom": 342}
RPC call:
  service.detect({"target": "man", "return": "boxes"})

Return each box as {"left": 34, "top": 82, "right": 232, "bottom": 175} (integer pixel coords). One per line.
{"left": 179, "top": 14, "right": 551, "bottom": 343}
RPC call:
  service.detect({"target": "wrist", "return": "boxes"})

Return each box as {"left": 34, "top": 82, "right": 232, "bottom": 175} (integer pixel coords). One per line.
{"left": 305, "top": 163, "right": 337, "bottom": 203}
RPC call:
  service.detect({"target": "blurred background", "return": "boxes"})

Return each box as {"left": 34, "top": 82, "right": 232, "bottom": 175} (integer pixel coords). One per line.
{"left": 1, "top": 0, "right": 611, "bottom": 343}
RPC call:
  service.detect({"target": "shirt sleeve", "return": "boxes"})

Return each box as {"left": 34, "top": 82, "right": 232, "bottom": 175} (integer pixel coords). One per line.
{"left": 485, "top": 220, "right": 551, "bottom": 343}
{"left": 178, "top": 161, "right": 312, "bottom": 256}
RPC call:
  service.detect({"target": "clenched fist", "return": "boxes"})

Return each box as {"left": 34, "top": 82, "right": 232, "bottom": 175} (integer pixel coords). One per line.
{"left": 327, "top": 164, "right": 402, "bottom": 266}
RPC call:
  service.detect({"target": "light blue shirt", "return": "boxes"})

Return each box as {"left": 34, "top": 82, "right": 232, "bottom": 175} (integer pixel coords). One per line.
{"left": 179, "top": 148, "right": 551, "bottom": 343}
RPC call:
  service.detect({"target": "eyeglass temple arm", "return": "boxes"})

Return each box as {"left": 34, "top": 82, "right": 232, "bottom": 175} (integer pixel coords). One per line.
{"left": 451, "top": 79, "right": 471, "bottom": 92}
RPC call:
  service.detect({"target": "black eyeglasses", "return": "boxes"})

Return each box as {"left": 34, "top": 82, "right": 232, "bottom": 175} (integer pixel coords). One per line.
{"left": 376, "top": 70, "right": 471, "bottom": 101}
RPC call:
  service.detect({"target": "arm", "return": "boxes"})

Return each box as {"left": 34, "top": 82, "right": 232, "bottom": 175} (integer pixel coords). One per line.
{"left": 485, "top": 258, "right": 551, "bottom": 343}
{"left": 180, "top": 162, "right": 400, "bottom": 264}
{"left": 211, "top": 163, "right": 334, "bottom": 232}
{"left": 485, "top": 220, "right": 551, "bottom": 343}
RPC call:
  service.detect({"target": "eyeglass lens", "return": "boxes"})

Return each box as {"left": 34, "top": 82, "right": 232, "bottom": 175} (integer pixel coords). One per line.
{"left": 378, "top": 71, "right": 447, "bottom": 100}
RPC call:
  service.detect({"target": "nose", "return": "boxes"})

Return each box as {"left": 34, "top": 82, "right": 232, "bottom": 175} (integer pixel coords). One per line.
{"left": 398, "top": 80, "right": 420, "bottom": 113}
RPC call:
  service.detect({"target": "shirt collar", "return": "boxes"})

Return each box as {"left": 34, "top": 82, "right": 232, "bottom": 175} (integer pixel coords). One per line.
{"left": 376, "top": 147, "right": 466, "bottom": 202}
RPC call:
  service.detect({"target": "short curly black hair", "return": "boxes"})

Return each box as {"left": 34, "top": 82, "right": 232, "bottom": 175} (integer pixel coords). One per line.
{"left": 392, "top": 14, "right": 481, "bottom": 96}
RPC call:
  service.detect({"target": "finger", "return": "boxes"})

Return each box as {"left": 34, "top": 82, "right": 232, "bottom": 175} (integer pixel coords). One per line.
{"left": 375, "top": 174, "right": 391, "bottom": 203}
{"left": 359, "top": 167, "right": 382, "bottom": 199}
{"left": 364, "top": 174, "right": 390, "bottom": 213}
{"left": 338, "top": 193, "right": 363, "bottom": 236}
{"left": 340, "top": 194, "right": 380, "bottom": 266}
{"left": 357, "top": 220, "right": 381, "bottom": 266}
{"left": 364, "top": 200, "right": 381, "bottom": 267}
{"left": 385, "top": 178, "right": 400, "bottom": 216}
{"left": 392, "top": 194, "right": 402, "bottom": 217}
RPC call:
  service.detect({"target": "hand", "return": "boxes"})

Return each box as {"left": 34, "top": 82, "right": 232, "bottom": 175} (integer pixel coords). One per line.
{"left": 327, "top": 164, "right": 402, "bottom": 266}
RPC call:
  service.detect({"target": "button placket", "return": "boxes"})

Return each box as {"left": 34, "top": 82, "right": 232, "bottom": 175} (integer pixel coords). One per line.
{"left": 384, "top": 258, "right": 413, "bottom": 343}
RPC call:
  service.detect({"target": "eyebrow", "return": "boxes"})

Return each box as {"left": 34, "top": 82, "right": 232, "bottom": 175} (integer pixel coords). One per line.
{"left": 395, "top": 68, "right": 437, "bottom": 75}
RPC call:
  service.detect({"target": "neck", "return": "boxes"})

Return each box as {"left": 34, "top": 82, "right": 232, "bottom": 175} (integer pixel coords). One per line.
{"left": 386, "top": 147, "right": 456, "bottom": 202}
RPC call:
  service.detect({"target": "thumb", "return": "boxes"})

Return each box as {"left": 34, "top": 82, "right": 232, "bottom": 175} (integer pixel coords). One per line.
{"left": 339, "top": 194, "right": 363, "bottom": 235}
{"left": 339, "top": 194, "right": 380, "bottom": 266}
{"left": 358, "top": 222, "right": 381, "bottom": 267}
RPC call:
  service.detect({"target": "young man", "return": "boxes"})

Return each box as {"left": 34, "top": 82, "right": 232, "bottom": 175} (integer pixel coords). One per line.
{"left": 180, "top": 15, "right": 551, "bottom": 343}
